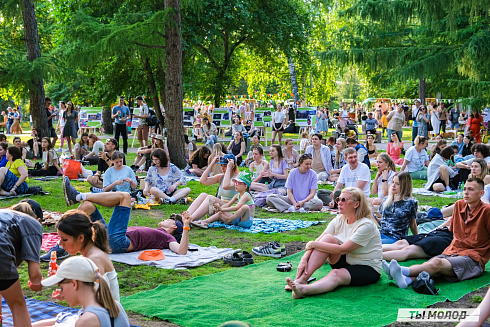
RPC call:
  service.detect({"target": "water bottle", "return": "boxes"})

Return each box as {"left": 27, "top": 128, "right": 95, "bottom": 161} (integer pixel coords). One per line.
{"left": 457, "top": 182, "right": 462, "bottom": 199}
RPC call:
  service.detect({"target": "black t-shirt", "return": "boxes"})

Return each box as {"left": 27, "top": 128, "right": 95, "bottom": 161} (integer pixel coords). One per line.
{"left": 97, "top": 154, "right": 126, "bottom": 173}
{"left": 46, "top": 107, "right": 53, "bottom": 124}
{"left": 190, "top": 156, "right": 206, "bottom": 169}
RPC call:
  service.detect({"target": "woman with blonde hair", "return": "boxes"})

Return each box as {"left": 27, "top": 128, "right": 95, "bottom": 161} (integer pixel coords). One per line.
{"left": 468, "top": 158, "right": 490, "bottom": 185}
{"left": 378, "top": 172, "right": 418, "bottom": 244}
{"left": 285, "top": 187, "right": 382, "bottom": 299}
{"left": 370, "top": 153, "right": 396, "bottom": 205}
{"left": 33, "top": 256, "right": 129, "bottom": 327}
{"left": 328, "top": 138, "right": 347, "bottom": 182}
{"left": 208, "top": 143, "right": 225, "bottom": 176}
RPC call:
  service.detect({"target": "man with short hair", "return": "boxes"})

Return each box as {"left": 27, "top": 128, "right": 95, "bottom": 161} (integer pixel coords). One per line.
{"left": 133, "top": 96, "right": 149, "bottom": 148}
{"left": 411, "top": 99, "right": 421, "bottom": 145}
{"left": 6, "top": 107, "right": 13, "bottom": 134}
{"left": 87, "top": 138, "right": 124, "bottom": 189}
{"left": 345, "top": 137, "right": 370, "bottom": 168}
{"left": 45, "top": 98, "right": 58, "bottom": 147}
{"left": 331, "top": 147, "right": 371, "bottom": 204}
{"left": 386, "top": 178, "right": 490, "bottom": 289}
{"left": 111, "top": 96, "right": 130, "bottom": 154}
{"left": 449, "top": 105, "right": 461, "bottom": 130}
{"left": 305, "top": 133, "right": 333, "bottom": 177}
{"left": 451, "top": 133, "right": 465, "bottom": 155}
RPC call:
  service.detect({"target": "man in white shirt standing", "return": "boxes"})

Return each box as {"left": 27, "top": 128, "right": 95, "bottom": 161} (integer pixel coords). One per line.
{"left": 133, "top": 96, "right": 149, "bottom": 147}
{"left": 411, "top": 99, "right": 421, "bottom": 145}
{"left": 330, "top": 147, "right": 371, "bottom": 207}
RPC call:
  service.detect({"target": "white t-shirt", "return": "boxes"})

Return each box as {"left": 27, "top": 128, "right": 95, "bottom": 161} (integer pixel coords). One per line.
{"left": 483, "top": 184, "right": 490, "bottom": 203}
{"left": 325, "top": 216, "right": 382, "bottom": 274}
{"left": 58, "top": 110, "right": 66, "bottom": 127}
{"left": 376, "top": 170, "right": 396, "bottom": 200}
{"left": 338, "top": 163, "right": 371, "bottom": 196}
{"left": 403, "top": 146, "right": 429, "bottom": 172}
{"left": 42, "top": 149, "right": 58, "bottom": 167}
{"left": 271, "top": 111, "right": 286, "bottom": 124}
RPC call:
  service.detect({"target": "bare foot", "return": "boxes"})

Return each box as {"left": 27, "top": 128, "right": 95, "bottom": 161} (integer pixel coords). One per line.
{"left": 286, "top": 277, "right": 305, "bottom": 299}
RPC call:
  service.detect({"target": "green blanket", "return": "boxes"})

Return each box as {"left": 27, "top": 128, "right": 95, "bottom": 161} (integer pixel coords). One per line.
{"left": 121, "top": 252, "right": 490, "bottom": 327}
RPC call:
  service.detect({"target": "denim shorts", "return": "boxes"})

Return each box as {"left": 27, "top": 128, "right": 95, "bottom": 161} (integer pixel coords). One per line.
{"left": 89, "top": 206, "right": 131, "bottom": 253}
{"left": 1, "top": 170, "right": 29, "bottom": 194}
{"left": 232, "top": 217, "right": 253, "bottom": 229}
{"left": 380, "top": 233, "right": 398, "bottom": 244}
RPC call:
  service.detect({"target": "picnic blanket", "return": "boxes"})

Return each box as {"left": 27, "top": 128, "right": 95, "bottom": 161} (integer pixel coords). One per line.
{"left": 42, "top": 232, "right": 61, "bottom": 251}
{"left": 121, "top": 253, "right": 490, "bottom": 327}
{"left": 208, "top": 218, "right": 325, "bottom": 234}
{"left": 108, "top": 244, "right": 234, "bottom": 270}
{"left": 33, "top": 176, "right": 60, "bottom": 181}
{"left": 262, "top": 206, "right": 338, "bottom": 214}
{"left": 1, "top": 297, "right": 139, "bottom": 326}
{"left": 182, "top": 170, "right": 201, "bottom": 182}
{"left": 0, "top": 194, "right": 29, "bottom": 201}
{"left": 413, "top": 188, "right": 461, "bottom": 198}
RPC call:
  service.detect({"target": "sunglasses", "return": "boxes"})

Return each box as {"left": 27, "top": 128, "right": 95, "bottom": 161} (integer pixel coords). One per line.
{"left": 335, "top": 197, "right": 352, "bottom": 204}
{"left": 300, "top": 153, "right": 312, "bottom": 159}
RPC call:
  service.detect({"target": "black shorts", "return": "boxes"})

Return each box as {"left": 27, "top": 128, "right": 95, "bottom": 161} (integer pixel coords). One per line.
{"left": 428, "top": 176, "right": 459, "bottom": 191}
{"left": 403, "top": 228, "right": 453, "bottom": 257}
{"left": 0, "top": 278, "right": 18, "bottom": 291}
{"left": 48, "top": 127, "right": 57, "bottom": 138}
{"left": 274, "top": 123, "right": 284, "bottom": 132}
{"left": 330, "top": 255, "right": 380, "bottom": 286}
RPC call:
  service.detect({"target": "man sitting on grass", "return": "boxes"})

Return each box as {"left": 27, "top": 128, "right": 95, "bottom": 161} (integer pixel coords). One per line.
{"left": 385, "top": 178, "right": 490, "bottom": 289}
{"left": 63, "top": 177, "right": 190, "bottom": 255}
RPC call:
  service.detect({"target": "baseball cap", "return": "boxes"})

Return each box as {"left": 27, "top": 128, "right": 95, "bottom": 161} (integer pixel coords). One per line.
{"left": 218, "top": 153, "right": 236, "bottom": 165}
{"left": 42, "top": 256, "right": 98, "bottom": 287}
{"left": 414, "top": 99, "right": 421, "bottom": 103}
{"left": 19, "top": 199, "right": 43, "bottom": 221}
{"left": 427, "top": 207, "right": 443, "bottom": 219}
{"left": 232, "top": 171, "right": 252, "bottom": 187}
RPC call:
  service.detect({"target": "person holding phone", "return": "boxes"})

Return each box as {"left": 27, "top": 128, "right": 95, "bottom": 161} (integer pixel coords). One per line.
{"left": 111, "top": 96, "right": 130, "bottom": 154}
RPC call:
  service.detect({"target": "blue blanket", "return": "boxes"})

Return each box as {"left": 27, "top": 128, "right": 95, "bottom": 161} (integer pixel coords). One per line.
{"left": 208, "top": 218, "right": 325, "bottom": 233}
{"left": 1, "top": 297, "right": 139, "bottom": 326}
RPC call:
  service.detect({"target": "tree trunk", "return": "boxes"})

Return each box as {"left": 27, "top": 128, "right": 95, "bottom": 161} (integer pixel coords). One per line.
{"left": 141, "top": 56, "right": 162, "bottom": 126}
{"left": 419, "top": 77, "right": 426, "bottom": 105}
{"left": 165, "top": 0, "right": 186, "bottom": 168}
{"left": 288, "top": 57, "right": 300, "bottom": 104}
{"left": 102, "top": 106, "right": 113, "bottom": 134}
{"left": 22, "top": 0, "right": 48, "bottom": 135}
{"left": 157, "top": 56, "right": 166, "bottom": 111}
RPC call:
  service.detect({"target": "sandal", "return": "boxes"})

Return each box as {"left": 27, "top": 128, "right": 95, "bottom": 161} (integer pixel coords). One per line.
{"left": 190, "top": 221, "right": 208, "bottom": 229}
{"left": 223, "top": 253, "right": 234, "bottom": 264}
{"left": 241, "top": 251, "right": 254, "bottom": 265}
{"left": 277, "top": 261, "right": 292, "bottom": 272}
{"left": 230, "top": 253, "right": 245, "bottom": 267}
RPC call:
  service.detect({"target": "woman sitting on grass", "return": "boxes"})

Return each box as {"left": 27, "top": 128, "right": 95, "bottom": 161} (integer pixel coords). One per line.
{"left": 370, "top": 153, "right": 396, "bottom": 205}
{"left": 30, "top": 137, "right": 63, "bottom": 177}
{"left": 192, "top": 171, "right": 255, "bottom": 229}
{"left": 185, "top": 154, "right": 239, "bottom": 222}
{"left": 425, "top": 147, "right": 458, "bottom": 192}
{"left": 228, "top": 131, "right": 245, "bottom": 166}
{"left": 12, "top": 136, "right": 27, "bottom": 161}
{"left": 144, "top": 148, "right": 190, "bottom": 204}
{"left": 282, "top": 138, "right": 299, "bottom": 170}
{"left": 188, "top": 145, "right": 211, "bottom": 177}
{"left": 132, "top": 134, "right": 168, "bottom": 171}
{"left": 386, "top": 132, "right": 404, "bottom": 165}
{"left": 82, "top": 133, "right": 105, "bottom": 165}
{"left": 54, "top": 209, "right": 121, "bottom": 301}
{"left": 329, "top": 138, "right": 347, "bottom": 182}
{"left": 74, "top": 132, "right": 90, "bottom": 161}
{"left": 33, "top": 256, "right": 129, "bottom": 327}
{"left": 0, "top": 146, "right": 29, "bottom": 195}
{"left": 266, "top": 153, "right": 323, "bottom": 212}
{"left": 400, "top": 135, "right": 430, "bottom": 180}
{"left": 208, "top": 143, "right": 226, "bottom": 176}
{"left": 285, "top": 187, "right": 382, "bottom": 299}
{"left": 103, "top": 151, "right": 137, "bottom": 193}
{"left": 251, "top": 144, "right": 288, "bottom": 193}
{"left": 365, "top": 134, "right": 378, "bottom": 166}
{"left": 378, "top": 172, "right": 418, "bottom": 244}
{"left": 468, "top": 158, "right": 490, "bottom": 185}
{"left": 249, "top": 146, "right": 270, "bottom": 190}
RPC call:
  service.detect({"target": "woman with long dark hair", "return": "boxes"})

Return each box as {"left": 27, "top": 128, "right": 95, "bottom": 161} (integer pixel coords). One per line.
{"left": 228, "top": 131, "right": 245, "bottom": 166}
{"left": 29, "top": 137, "right": 63, "bottom": 176}
{"left": 188, "top": 146, "right": 211, "bottom": 177}
{"left": 62, "top": 101, "right": 79, "bottom": 156}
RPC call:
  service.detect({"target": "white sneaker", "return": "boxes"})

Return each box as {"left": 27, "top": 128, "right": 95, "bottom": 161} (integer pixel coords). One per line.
{"left": 446, "top": 186, "right": 452, "bottom": 192}
{"left": 298, "top": 208, "right": 306, "bottom": 213}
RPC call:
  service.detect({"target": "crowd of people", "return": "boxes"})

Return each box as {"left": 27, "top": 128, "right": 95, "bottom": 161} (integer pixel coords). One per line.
{"left": 3, "top": 97, "right": 490, "bottom": 326}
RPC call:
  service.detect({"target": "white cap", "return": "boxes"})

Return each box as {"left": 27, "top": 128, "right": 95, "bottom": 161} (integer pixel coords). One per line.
{"left": 414, "top": 99, "right": 421, "bottom": 103}
{"left": 42, "top": 256, "right": 98, "bottom": 287}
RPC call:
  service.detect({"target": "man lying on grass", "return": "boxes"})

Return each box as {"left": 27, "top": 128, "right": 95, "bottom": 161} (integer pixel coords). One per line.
{"left": 63, "top": 177, "right": 190, "bottom": 255}
{"left": 384, "top": 178, "right": 490, "bottom": 289}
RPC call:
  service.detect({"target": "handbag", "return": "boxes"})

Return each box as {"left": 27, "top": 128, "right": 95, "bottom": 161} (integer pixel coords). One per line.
{"left": 412, "top": 271, "right": 439, "bottom": 295}
{"left": 482, "top": 130, "right": 488, "bottom": 144}
{"left": 427, "top": 120, "right": 433, "bottom": 132}
{"left": 62, "top": 159, "right": 82, "bottom": 180}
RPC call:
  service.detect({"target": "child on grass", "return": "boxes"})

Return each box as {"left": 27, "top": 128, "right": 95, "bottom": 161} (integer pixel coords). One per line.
{"left": 299, "top": 131, "right": 310, "bottom": 154}
{"left": 192, "top": 171, "right": 255, "bottom": 229}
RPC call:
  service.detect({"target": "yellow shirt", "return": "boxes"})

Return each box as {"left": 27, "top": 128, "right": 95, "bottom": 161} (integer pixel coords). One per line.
{"left": 381, "top": 114, "right": 388, "bottom": 128}
{"left": 7, "top": 159, "right": 29, "bottom": 183}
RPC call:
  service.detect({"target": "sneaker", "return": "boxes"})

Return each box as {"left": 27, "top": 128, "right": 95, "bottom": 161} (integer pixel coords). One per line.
{"left": 40, "top": 244, "right": 69, "bottom": 262}
{"left": 252, "top": 243, "right": 282, "bottom": 258}
{"left": 160, "top": 198, "right": 170, "bottom": 205}
{"left": 57, "top": 148, "right": 63, "bottom": 152}
{"left": 63, "top": 176, "right": 80, "bottom": 207}
{"left": 176, "top": 198, "right": 188, "bottom": 205}
{"left": 272, "top": 241, "right": 286, "bottom": 256}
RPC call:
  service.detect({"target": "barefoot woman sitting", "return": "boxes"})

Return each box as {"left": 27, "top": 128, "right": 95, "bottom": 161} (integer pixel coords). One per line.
{"left": 286, "top": 187, "right": 382, "bottom": 299}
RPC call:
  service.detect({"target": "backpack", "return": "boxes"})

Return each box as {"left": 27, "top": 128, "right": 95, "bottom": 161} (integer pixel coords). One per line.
{"left": 412, "top": 271, "right": 439, "bottom": 295}
{"left": 147, "top": 109, "right": 160, "bottom": 127}
{"left": 253, "top": 188, "right": 282, "bottom": 207}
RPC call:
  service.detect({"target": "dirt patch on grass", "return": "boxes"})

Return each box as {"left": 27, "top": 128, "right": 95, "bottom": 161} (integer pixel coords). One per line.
{"left": 227, "top": 237, "right": 252, "bottom": 246}
{"left": 127, "top": 312, "right": 181, "bottom": 327}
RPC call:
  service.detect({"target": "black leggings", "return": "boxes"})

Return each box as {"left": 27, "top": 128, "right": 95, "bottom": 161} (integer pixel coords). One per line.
{"left": 330, "top": 255, "right": 380, "bottom": 286}
{"left": 114, "top": 123, "right": 128, "bottom": 153}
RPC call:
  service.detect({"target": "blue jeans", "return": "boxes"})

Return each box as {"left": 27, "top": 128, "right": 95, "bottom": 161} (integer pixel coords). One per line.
{"left": 411, "top": 126, "right": 418, "bottom": 144}
{"left": 380, "top": 234, "right": 398, "bottom": 244}
{"left": 205, "top": 134, "right": 217, "bottom": 148}
{"left": 89, "top": 206, "right": 131, "bottom": 253}
{"left": 450, "top": 122, "right": 459, "bottom": 130}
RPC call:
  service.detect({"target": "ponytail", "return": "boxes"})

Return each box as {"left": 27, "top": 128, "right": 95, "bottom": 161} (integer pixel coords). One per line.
{"left": 90, "top": 272, "right": 120, "bottom": 318}
{"left": 92, "top": 221, "right": 111, "bottom": 254}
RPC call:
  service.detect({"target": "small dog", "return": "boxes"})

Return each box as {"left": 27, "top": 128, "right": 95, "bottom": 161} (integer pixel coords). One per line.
{"left": 440, "top": 132, "right": 455, "bottom": 139}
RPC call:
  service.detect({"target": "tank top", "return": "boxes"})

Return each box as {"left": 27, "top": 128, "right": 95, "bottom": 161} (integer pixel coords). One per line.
{"left": 231, "top": 141, "right": 242, "bottom": 157}
{"left": 253, "top": 161, "right": 265, "bottom": 175}
{"left": 103, "top": 269, "right": 120, "bottom": 302}
{"left": 237, "top": 192, "right": 255, "bottom": 207}
{"left": 218, "top": 174, "right": 239, "bottom": 201}
{"left": 81, "top": 302, "right": 129, "bottom": 327}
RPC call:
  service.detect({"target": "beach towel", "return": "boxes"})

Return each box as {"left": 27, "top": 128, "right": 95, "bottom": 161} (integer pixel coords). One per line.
{"left": 262, "top": 206, "right": 338, "bottom": 214}
{"left": 108, "top": 244, "right": 234, "bottom": 270}
{"left": 42, "top": 232, "right": 61, "bottom": 251}
{"left": 0, "top": 194, "right": 29, "bottom": 201}
{"left": 33, "top": 176, "right": 60, "bottom": 181}
{"left": 1, "top": 298, "right": 139, "bottom": 326}
{"left": 208, "top": 218, "right": 325, "bottom": 234}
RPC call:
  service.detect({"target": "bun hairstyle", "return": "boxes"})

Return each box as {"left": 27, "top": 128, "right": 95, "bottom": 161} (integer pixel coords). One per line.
{"left": 56, "top": 209, "right": 110, "bottom": 253}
